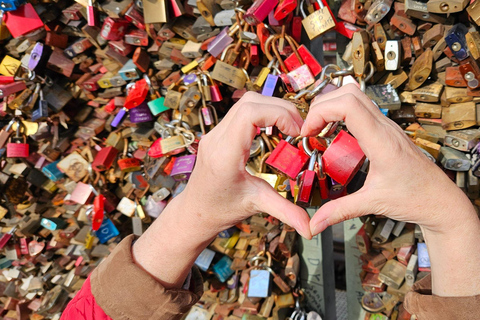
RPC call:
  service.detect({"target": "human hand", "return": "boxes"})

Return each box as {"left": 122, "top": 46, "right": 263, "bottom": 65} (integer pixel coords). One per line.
{"left": 180, "top": 92, "right": 313, "bottom": 240}
{"left": 302, "top": 84, "right": 477, "bottom": 236}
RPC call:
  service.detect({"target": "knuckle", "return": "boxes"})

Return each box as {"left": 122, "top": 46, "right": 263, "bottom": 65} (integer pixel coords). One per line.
{"left": 343, "top": 93, "right": 359, "bottom": 108}
{"left": 343, "top": 83, "right": 361, "bottom": 93}
{"left": 242, "top": 91, "right": 260, "bottom": 102}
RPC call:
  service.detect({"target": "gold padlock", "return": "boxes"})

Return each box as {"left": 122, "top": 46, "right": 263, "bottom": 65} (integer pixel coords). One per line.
{"left": 300, "top": 0, "right": 336, "bottom": 40}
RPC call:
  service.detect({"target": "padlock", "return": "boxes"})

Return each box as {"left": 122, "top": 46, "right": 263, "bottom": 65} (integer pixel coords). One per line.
{"left": 439, "top": 146, "right": 471, "bottom": 171}
{"left": 28, "top": 42, "right": 52, "bottom": 72}
{"left": 3, "top": 3, "right": 43, "bottom": 38}
{"left": 92, "top": 146, "right": 119, "bottom": 172}
{"left": 364, "top": 0, "right": 393, "bottom": 25}
{"left": 244, "top": 0, "right": 278, "bottom": 26}
{"left": 427, "top": 0, "right": 469, "bottom": 13}
{"left": 385, "top": 40, "right": 401, "bottom": 71}
{"left": 274, "top": 0, "right": 297, "bottom": 20}
{"left": 100, "top": 17, "right": 129, "bottom": 41}
{"left": 442, "top": 102, "right": 476, "bottom": 131}
{"left": 378, "top": 259, "right": 407, "bottom": 289}
{"left": 129, "top": 101, "right": 154, "bottom": 123}
{"left": 296, "top": 149, "right": 318, "bottom": 208}
{"left": 322, "top": 130, "right": 366, "bottom": 186}
{"left": 352, "top": 31, "right": 370, "bottom": 77}
{"left": 407, "top": 48, "right": 433, "bottom": 90}
{"left": 445, "top": 129, "right": 480, "bottom": 151}
{"left": 42, "top": 161, "right": 65, "bottom": 182}
{"left": 6, "top": 120, "right": 28, "bottom": 158}
{"left": 179, "top": 85, "right": 202, "bottom": 115}
{"left": 459, "top": 57, "right": 480, "bottom": 89}
{"left": 212, "top": 255, "right": 235, "bottom": 282}
{"left": 445, "top": 24, "right": 469, "bottom": 61}
{"left": 265, "top": 136, "right": 310, "bottom": 180}
{"left": 119, "top": 59, "right": 142, "bottom": 81}
{"left": 300, "top": 0, "right": 336, "bottom": 40}
{"left": 57, "top": 152, "right": 90, "bottom": 182}
{"left": 170, "top": 155, "right": 196, "bottom": 181}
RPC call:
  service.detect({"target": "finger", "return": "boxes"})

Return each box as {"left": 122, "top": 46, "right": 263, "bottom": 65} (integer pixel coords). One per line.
{"left": 224, "top": 102, "right": 303, "bottom": 161}
{"left": 311, "top": 83, "right": 384, "bottom": 117}
{"left": 221, "top": 92, "right": 304, "bottom": 130}
{"left": 251, "top": 178, "right": 312, "bottom": 239}
{"left": 300, "top": 93, "right": 384, "bottom": 155}
{"left": 309, "top": 191, "right": 373, "bottom": 236}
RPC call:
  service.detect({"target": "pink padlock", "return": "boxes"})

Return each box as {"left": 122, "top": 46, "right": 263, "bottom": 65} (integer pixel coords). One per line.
{"left": 6, "top": 120, "right": 29, "bottom": 158}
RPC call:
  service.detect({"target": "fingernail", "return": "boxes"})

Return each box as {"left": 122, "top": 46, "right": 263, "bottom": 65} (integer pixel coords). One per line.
{"left": 312, "top": 219, "right": 329, "bottom": 235}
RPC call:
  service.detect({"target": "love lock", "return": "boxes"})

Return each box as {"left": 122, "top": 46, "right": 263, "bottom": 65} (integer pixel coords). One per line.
{"left": 6, "top": 118, "right": 29, "bottom": 158}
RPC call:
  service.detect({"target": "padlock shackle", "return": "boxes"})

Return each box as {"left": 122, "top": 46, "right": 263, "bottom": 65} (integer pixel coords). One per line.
{"left": 264, "top": 34, "right": 277, "bottom": 61}
{"left": 258, "top": 151, "right": 271, "bottom": 173}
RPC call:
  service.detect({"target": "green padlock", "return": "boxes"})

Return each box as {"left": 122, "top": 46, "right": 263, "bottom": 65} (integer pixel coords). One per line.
{"left": 148, "top": 97, "right": 169, "bottom": 116}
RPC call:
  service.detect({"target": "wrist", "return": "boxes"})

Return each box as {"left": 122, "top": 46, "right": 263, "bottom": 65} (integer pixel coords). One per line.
{"left": 132, "top": 192, "right": 216, "bottom": 288}
{"left": 420, "top": 201, "right": 480, "bottom": 296}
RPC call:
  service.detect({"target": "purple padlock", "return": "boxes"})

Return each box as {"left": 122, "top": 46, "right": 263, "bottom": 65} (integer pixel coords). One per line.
{"left": 261, "top": 74, "right": 279, "bottom": 97}
{"left": 129, "top": 101, "right": 153, "bottom": 123}
{"left": 329, "top": 178, "right": 346, "bottom": 200}
{"left": 111, "top": 108, "right": 127, "bottom": 127}
{"left": 207, "top": 27, "right": 234, "bottom": 58}
{"left": 170, "top": 155, "right": 196, "bottom": 181}
{"left": 183, "top": 73, "right": 198, "bottom": 85}
{"left": 28, "top": 42, "right": 52, "bottom": 72}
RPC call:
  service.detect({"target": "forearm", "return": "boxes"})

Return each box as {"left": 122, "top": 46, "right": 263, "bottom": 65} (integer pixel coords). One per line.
{"left": 422, "top": 199, "right": 480, "bottom": 297}
{"left": 132, "top": 190, "right": 217, "bottom": 289}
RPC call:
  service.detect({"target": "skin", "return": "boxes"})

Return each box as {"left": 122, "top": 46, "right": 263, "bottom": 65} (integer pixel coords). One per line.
{"left": 133, "top": 85, "right": 480, "bottom": 298}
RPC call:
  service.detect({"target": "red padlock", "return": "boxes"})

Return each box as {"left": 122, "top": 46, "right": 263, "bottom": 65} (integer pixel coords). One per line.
{"left": 92, "top": 194, "right": 105, "bottom": 231}
{"left": 100, "top": 17, "right": 129, "bottom": 41}
{"left": 148, "top": 137, "right": 165, "bottom": 158}
{"left": 118, "top": 139, "right": 143, "bottom": 172}
{"left": 296, "top": 150, "right": 318, "bottom": 208}
{"left": 4, "top": 3, "right": 44, "bottom": 38}
{"left": 316, "top": 153, "right": 330, "bottom": 200}
{"left": 322, "top": 130, "right": 366, "bottom": 186}
{"left": 118, "top": 157, "right": 143, "bottom": 172}
{"left": 284, "top": 45, "right": 322, "bottom": 77}
{"left": 124, "top": 78, "right": 149, "bottom": 110}
{"left": 274, "top": 0, "right": 297, "bottom": 21}
{"left": 92, "top": 146, "right": 118, "bottom": 172}
{"left": 265, "top": 136, "right": 310, "bottom": 180}
{"left": 250, "top": 45, "right": 260, "bottom": 66}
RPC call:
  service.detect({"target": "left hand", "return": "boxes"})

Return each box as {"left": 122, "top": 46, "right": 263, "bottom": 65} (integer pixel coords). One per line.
{"left": 180, "top": 91, "right": 313, "bottom": 239}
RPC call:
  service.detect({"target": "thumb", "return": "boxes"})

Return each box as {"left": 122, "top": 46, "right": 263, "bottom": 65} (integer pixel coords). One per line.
{"left": 253, "top": 180, "right": 312, "bottom": 240}
{"left": 310, "top": 191, "right": 372, "bottom": 236}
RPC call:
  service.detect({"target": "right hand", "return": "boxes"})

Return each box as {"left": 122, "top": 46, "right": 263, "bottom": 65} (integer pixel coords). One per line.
{"left": 302, "top": 84, "right": 478, "bottom": 236}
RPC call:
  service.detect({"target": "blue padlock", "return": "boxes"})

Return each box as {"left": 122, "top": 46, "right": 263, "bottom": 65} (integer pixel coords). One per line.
{"left": 194, "top": 248, "right": 215, "bottom": 272}
{"left": 95, "top": 218, "right": 120, "bottom": 244}
{"left": 247, "top": 269, "right": 271, "bottom": 298}
{"left": 0, "top": 0, "right": 26, "bottom": 11}
{"left": 445, "top": 24, "right": 469, "bottom": 61}
{"left": 42, "top": 161, "right": 65, "bottom": 182}
{"left": 41, "top": 218, "right": 68, "bottom": 231}
{"left": 417, "top": 243, "right": 430, "bottom": 269}
{"left": 119, "top": 59, "right": 141, "bottom": 81}
{"left": 212, "top": 255, "right": 234, "bottom": 282}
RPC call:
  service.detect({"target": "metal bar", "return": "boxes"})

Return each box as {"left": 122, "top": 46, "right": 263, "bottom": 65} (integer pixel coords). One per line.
{"left": 344, "top": 218, "right": 367, "bottom": 320}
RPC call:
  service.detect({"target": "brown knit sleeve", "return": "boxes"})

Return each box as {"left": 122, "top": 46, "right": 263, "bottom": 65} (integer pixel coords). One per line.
{"left": 90, "top": 235, "right": 203, "bottom": 320}
{"left": 404, "top": 274, "right": 480, "bottom": 320}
